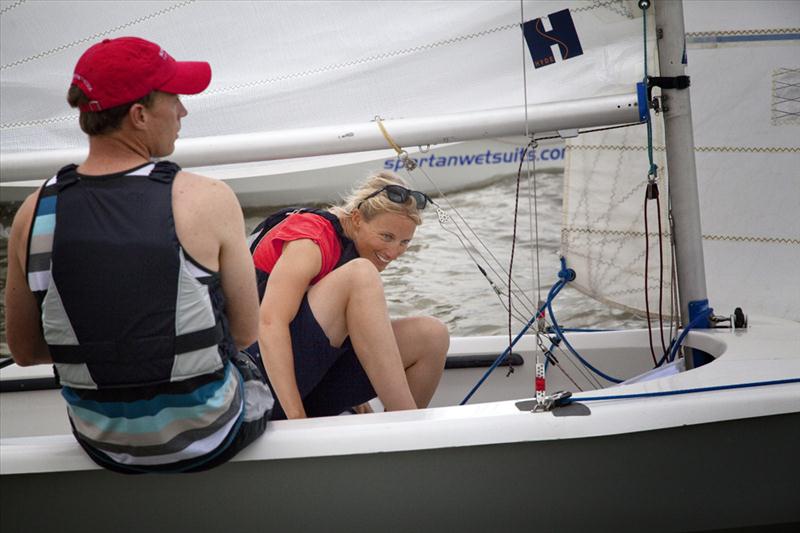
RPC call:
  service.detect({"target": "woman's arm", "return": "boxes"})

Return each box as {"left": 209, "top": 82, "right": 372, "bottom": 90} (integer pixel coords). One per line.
{"left": 258, "top": 239, "right": 322, "bottom": 419}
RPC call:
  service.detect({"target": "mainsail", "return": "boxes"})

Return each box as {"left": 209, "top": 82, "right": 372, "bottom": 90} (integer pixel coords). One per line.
{"left": 561, "top": 0, "right": 800, "bottom": 321}
{"left": 2, "top": 0, "right": 794, "bottom": 322}
{"left": 2, "top": 1, "right": 647, "bottom": 173}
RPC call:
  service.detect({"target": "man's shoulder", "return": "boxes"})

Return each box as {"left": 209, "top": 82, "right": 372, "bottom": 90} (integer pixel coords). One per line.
{"left": 173, "top": 170, "right": 238, "bottom": 210}
{"left": 174, "top": 169, "right": 227, "bottom": 189}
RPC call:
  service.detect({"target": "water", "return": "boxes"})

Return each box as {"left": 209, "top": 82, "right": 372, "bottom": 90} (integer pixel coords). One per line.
{"left": 0, "top": 171, "right": 645, "bottom": 356}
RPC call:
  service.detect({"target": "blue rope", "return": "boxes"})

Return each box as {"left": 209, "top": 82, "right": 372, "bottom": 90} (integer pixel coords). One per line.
{"left": 547, "top": 298, "right": 624, "bottom": 384}
{"left": 459, "top": 279, "right": 566, "bottom": 405}
{"left": 560, "top": 377, "right": 800, "bottom": 405}
{"left": 641, "top": 1, "right": 658, "bottom": 178}
{"left": 550, "top": 327, "right": 615, "bottom": 333}
{"left": 666, "top": 310, "right": 713, "bottom": 363}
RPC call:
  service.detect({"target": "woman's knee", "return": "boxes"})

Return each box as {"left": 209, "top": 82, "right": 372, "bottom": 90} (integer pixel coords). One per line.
{"left": 340, "top": 258, "right": 383, "bottom": 290}
{"left": 422, "top": 316, "right": 450, "bottom": 359}
{"left": 310, "top": 258, "right": 383, "bottom": 307}
{"left": 396, "top": 316, "right": 449, "bottom": 362}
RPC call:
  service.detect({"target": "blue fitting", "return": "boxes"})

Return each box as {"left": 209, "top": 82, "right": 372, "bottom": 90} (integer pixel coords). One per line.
{"left": 688, "top": 299, "right": 711, "bottom": 329}
{"left": 687, "top": 299, "right": 713, "bottom": 368}
{"left": 558, "top": 257, "right": 576, "bottom": 282}
{"left": 636, "top": 81, "right": 649, "bottom": 122}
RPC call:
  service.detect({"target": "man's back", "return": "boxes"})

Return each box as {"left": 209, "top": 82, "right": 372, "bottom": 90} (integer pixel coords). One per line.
{"left": 3, "top": 36, "right": 270, "bottom": 473}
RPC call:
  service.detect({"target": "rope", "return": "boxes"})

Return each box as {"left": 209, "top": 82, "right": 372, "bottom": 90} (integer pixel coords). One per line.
{"left": 547, "top": 292, "right": 624, "bottom": 384}
{"left": 640, "top": 0, "right": 668, "bottom": 367}
{"left": 666, "top": 308, "right": 712, "bottom": 363}
{"left": 375, "top": 117, "right": 404, "bottom": 155}
{"left": 460, "top": 277, "right": 568, "bottom": 405}
{"left": 560, "top": 378, "right": 800, "bottom": 406}
{"left": 518, "top": 0, "right": 544, "bottom": 326}
{"left": 506, "top": 143, "right": 531, "bottom": 361}
{"left": 374, "top": 115, "right": 541, "bottom": 322}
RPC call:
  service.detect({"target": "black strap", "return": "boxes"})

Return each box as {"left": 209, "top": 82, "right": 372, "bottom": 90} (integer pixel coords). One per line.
{"left": 647, "top": 75, "right": 691, "bottom": 104}
{"left": 649, "top": 75, "right": 690, "bottom": 90}
{"left": 148, "top": 161, "right": 181, "bottom": 183}
{"left": 49, "top": 322, "right": 223, "bottom": 363}
{"left": 174, "top": 322, "right": 224, "bottom": 354}
{"left": 54, "top": 164, "right": 80, "bottom": 189}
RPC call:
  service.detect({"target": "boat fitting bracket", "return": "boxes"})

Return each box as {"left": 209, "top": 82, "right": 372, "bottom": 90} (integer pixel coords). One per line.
{"left": 532, "top": 390, "right": 573, "bottom": 412}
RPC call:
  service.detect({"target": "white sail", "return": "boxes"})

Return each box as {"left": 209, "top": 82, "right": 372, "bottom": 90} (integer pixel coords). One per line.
{"left": 2, "top": 4, "right": 800, "bottom": 531}
{"left": 1, "top": 1, "right": 646, "bottom": 176}
{"left": 562, "top": 0, "right": 800, "bottom": 321}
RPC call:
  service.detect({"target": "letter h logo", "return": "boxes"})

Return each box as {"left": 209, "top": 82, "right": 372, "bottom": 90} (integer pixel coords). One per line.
{"left": 523, "top": 9, "right": 584, "bottom": 69}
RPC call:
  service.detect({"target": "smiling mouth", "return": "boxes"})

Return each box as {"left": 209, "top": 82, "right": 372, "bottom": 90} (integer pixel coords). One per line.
{"left": 375, "top": 253, "right": 391, "bottom": 264}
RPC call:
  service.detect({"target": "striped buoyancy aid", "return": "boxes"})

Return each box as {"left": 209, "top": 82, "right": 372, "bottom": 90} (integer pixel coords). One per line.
{"left": 26, "top": 162, "right": 245, "bottom": 472}
{"left": 247, "top": 207, "right": 360, "bottom": 300}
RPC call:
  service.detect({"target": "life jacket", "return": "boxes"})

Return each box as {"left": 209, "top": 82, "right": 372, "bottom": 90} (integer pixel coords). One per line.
{"left": 247, "top": 207, "right": 359, "bottom": 300}
{"left": 27, "top": 161, "right": 238, "bottom": 389}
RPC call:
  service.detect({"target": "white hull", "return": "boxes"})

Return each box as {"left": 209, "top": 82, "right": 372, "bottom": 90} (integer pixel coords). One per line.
{"left": 3, "top": 318, "right": 799, "bottom": 531}
{"left": 0, "top": 138, "right": 565, "bottom": 207}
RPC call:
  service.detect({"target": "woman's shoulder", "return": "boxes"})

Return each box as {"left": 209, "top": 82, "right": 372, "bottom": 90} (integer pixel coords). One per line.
{"left": 275, "top": 211, "right": 336, "bottom": 237}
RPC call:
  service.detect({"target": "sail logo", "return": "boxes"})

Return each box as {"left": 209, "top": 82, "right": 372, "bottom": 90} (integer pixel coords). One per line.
{"left": 522, "top": 9, "right": 583, "bottom": 69}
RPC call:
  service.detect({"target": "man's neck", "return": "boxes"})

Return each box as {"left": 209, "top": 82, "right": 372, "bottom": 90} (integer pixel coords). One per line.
{"left": 78, "top": 132, "right": 153, "bottom": 176}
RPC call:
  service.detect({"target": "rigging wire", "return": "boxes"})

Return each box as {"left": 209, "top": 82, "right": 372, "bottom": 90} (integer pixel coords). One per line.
{"left": 373, "top": 2, "right": 672, "bottom": 399}
{"left": 520, "top": 0, "right": 544, "bottom": 325}
{"left": 506, "top": 141, "right": 534, "bottom": 369}
{"left": 422, "top": 153, "right": 589, "bottom": 391}
{"left": 373, "top": 114, "right": 540, "bottom": 318}
{"left": 404, "top": 163, "right": 539, "bottom": 316}
{"left": 544, "top": 337, "right": 600, "bottom": 391}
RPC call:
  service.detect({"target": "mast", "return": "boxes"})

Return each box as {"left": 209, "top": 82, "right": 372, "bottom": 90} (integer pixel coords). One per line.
{"left": 654, "top": 0, "right": 709, "bottom": 368}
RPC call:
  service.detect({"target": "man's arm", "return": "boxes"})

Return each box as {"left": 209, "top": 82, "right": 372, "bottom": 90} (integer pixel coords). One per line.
{"left": 215, "top": 184, "right": 260, "bottom": 350}
{"left": 5, "top": 194, "right": 51, "bottom": 365}
{"left": 173, "top": 172, "right": 259, "bottom": 350}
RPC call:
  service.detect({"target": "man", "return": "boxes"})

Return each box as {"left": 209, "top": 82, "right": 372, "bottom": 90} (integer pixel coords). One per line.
{"left": 4, "top": 37, "right": 272, "bottom": 473}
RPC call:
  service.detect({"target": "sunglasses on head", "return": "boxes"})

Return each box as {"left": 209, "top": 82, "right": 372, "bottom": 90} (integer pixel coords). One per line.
{"left": 358, "top": 185, "right": 434, "bottom": 210}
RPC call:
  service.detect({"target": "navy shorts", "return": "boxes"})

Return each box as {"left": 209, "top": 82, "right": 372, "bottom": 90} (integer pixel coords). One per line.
{"left": 246, "top": 294, "right": 376, "bottom": 419}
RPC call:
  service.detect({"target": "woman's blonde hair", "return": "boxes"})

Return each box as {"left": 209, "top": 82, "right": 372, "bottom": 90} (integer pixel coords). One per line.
{"left": 329, "top": 171, "right": 423, "bottom": 225}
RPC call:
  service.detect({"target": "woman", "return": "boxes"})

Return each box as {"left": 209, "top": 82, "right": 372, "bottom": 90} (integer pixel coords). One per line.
{"left": 246, "top": 171, "right": 449, "bottom": 419}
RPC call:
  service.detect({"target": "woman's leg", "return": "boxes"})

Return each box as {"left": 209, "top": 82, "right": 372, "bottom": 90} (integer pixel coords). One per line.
{"left": 391, "top": 316, "right": 449, "bottom": 408}
{"left": 307, "top": 258, "right": 417, "bottom": 411}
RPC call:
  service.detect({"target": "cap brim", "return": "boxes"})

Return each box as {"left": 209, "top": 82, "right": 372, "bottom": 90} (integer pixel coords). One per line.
{"left": 159, "top": 61, "right": 211, "bottom": 95}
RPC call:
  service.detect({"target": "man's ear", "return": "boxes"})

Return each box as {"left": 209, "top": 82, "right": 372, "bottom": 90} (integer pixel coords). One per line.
{"left": 127, "top": 103, "right": 147, "bottom": 130}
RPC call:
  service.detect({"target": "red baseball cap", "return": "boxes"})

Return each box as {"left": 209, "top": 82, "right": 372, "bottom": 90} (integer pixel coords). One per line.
{"left": 72, "top": 36, "right": 211, "bottom": 112}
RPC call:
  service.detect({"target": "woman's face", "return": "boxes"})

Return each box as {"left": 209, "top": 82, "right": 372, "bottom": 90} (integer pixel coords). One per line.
{"left": 352, "top": 211, "right": 417, "bottom": 272}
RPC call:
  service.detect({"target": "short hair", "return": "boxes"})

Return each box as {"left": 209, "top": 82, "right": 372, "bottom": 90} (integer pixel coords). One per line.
{"left": 67, "top": 85, "right": 156, "bottom": 136}
{"left": 329, "top": 171, "right": 423, "bottom": 225}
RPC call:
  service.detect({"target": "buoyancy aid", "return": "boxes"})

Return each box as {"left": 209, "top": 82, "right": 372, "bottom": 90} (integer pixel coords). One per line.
{"left": 27, "top": 161, "right": 238, "bottom": 389}
{"left": 247, "top": 207, "right": 359, "bottom": 300}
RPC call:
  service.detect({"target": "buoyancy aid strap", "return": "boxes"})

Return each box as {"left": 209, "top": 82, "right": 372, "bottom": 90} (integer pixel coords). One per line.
{"left": 174, "top": 322, "right": 224, "bottom": 354}
{"left": 54, "top": 164, "right": 80, "bottom": 189}
{"left": 50, "top": 322, "right": 224, "bottom": 364}
{"left": 148, "top": 161, "right": 182, "bottom": 183}
{"left": 248, "top": 207, "right": 300, "bottom": 254}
